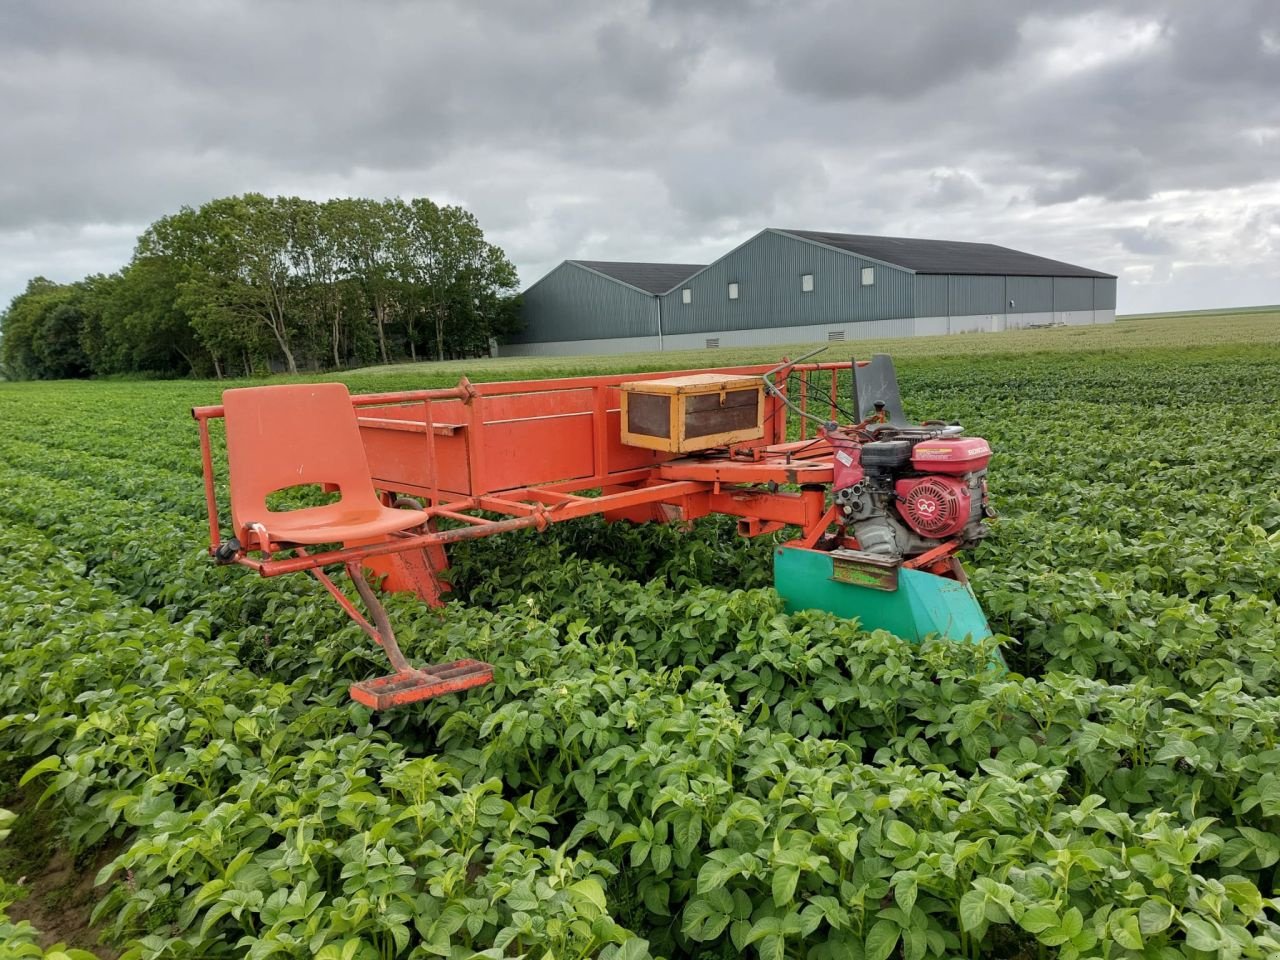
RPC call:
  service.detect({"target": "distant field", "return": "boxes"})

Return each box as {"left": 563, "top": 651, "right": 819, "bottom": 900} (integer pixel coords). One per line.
{"left": 1118, "top": 303, "right": 1280, "bottom": 320}
{"left": 336, "top": 308, "right": 1280, "bottom": 392}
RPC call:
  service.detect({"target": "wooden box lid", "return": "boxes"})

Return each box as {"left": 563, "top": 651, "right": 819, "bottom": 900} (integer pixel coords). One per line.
{"left": 620, "top": 372, "right": 762, "bottom": 395}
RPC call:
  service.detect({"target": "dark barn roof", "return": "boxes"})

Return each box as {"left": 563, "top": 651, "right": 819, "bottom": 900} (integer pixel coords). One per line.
{"left": 571, "top": 260, "right": 707, "bottom": 294}
{"left": 779, "top": 230, "right": 1115, "bottom": 279}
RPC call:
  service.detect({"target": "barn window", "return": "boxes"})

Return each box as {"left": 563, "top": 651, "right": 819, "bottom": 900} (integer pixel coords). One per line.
{"left": 828, "top": 330, "right": 846, "bottom": 342}
{"left": 801, "top": 273, "right": 814, "bottom": 293}
{"left": 705, "top": 338, "right": 720, "bottom": 349}
{"left": 728, "top": 282, "right": 739, "bottom": 300}
{"left": 861, "top": 267, "right": 875, "bottom": 286}
{"left": 681, "top": 288, "right": 692, "bottom": 304}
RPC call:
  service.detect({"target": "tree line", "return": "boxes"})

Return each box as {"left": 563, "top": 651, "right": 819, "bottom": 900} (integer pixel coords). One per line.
{"left": 0, "top": 194, "right": 520, "bottom": 380}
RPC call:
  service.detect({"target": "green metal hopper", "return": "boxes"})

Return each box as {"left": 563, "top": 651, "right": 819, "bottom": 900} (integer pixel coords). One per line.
{"left": 774, "top": 544, "right": 996, "bottom": 650}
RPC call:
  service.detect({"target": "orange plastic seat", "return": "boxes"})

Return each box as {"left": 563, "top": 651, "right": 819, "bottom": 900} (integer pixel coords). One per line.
{"left": 223, "top": 383, "right": 427, "bottom": 549}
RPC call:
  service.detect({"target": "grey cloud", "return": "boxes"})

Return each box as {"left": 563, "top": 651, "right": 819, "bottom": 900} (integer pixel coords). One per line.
{"left": 1030, "top": 154, "right": 1155, "bottom": 206}
{"left": 1112, "top": 226, "right": 1176, "bottom": 255}
{"left": 922, "top": 171, "right": 985, "bottom": 207}
{"left": 0, "top": 0, "right": 1278, "bottom": 314}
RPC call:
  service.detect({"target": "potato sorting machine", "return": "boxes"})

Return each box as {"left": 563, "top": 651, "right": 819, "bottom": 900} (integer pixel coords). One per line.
{"left": 193, "top": 353, "right": 997, "bottom": 709}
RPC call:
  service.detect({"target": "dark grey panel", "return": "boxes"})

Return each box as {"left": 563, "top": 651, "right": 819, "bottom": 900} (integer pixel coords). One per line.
{"left": 571, "top": 261, "right": 706, "bottom": 294}
{"left": 1053, "top": 277, "right": 1094, "bottom": 312}
{"left": 914, "top": 275, "right": 947, "bottom": 316}
{"left": 1005, "top": 276, "right": 1053, "bottom": 314}
{"left": 658, "top": 231, "right": 914, "bottom": 335}
{"left": 948, "top": 275, "right": 1006, "bottom": 315}
{"left": 781, "top": 230, "right": 1114, "bottom": 278}
{"left": 514, "top": 262, "right": 658, "bottom": 343}
{"left": 1094, "top": 277, "right": 1117, "bottom": 310}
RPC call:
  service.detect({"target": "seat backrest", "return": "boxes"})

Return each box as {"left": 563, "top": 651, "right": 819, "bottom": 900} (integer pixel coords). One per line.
{"left": 223, "top": 383, "right": 380, "bottom": 535}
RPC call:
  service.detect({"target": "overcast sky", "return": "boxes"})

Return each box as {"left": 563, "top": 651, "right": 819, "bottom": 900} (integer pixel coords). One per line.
{"left": 2, "top": 0, "right": 1278, "bottom": 314}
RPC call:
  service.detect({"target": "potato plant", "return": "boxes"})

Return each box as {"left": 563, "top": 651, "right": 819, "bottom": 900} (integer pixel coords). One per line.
{"left": 2, "top": 322, "right": 1280, "bottom": 958}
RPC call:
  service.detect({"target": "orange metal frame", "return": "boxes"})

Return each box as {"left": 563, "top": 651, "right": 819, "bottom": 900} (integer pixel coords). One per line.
{"left": 192, "top": 360, "right": 864, "bottom": 584}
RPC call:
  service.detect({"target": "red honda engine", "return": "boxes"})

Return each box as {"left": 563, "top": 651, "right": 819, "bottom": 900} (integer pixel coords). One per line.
{"left": 895, "top": 476, "right": 973, "bottom": 538}
{"left": 832, "top": 432, "right": 993, "bottom": 559}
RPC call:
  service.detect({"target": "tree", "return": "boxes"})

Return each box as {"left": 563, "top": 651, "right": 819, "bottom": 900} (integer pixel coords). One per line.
{"left": 140, "top": 195, "right": 305, "bottom": 374}
{"left": 290, "top": 198, "right": 348, "bottom": 368}
{"left": 340, "top": 198, "right": 411, "bottom": 365}
{"left": 402, "top": 199, "right": 517, "bottom": 361}
{"left": 0, "top": 278, "right": 93, "bottom": 380}
{"left": 78, "top": 265, "right": 206, "bottom": 377}
{"left": 2, "top": 192, "right": 518, "bottom": 379}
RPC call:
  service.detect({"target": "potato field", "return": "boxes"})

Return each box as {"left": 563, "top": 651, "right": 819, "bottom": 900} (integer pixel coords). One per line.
{"left": 2, "top": 313, "right": 1279, "bottom": 960}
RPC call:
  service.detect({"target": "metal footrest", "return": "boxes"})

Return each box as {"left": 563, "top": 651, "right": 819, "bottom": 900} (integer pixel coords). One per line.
{"left": 349, "top": 658, "right": 494, "bottom": 710}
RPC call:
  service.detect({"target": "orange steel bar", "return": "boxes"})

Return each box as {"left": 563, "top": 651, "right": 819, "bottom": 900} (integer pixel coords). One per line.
{"left": 477, "top": 496, "right": 542, "bottom": 516}
{"left": 524, "top": 489, "right": 591, "bottom": 504}
{"left": 462, "top": 396, "right": 486, "bottom": 495}
{"left": 530, "top": 468, "right": 655, "bottom": 493}
{"left": 799, "top": 369, "right": 809, "bottom": 441}
{"left": 191, "top": 384, "right": 475, "bottom": 422}
{"left": 591, "top": 384, "right": 608, "bottom": 479}
{"left": 706, "top": 487, "right": 826, "bottom": 530}
{"left": 545, "top": 481, "right": 704, "bottom": 520}
{"left": 422, "top": 397, "right": 441, "bottom": 506}
{"left": 461, "top": 362, "right": 852, "bottom": 398}
{"left": 196, "top": 415, "right": 221, "bottom": 551}
{"left": 797, "top": 504, "right": 840, "bottom": 550}
{"left": 189, "top": 363, "right": 856, "bottom": 424}
{"left": 306, "top": 556, "right": 380, "bottom": 642}
{"left": 433, "top": 508, "right": 491, "bottom": 526}
{"left": 254, "top": 513, "right": 546, "bottom": 576}
{"left": 903, "top": 539, "right": 961, "bottom": 569}
{"left": 253, "top": 480, "right": 712, "bottom": 577}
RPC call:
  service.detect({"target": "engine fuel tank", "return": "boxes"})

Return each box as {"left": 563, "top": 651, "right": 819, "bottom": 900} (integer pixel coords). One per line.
{"left": 909, "top": 437, "right": 991, "bottom": 474}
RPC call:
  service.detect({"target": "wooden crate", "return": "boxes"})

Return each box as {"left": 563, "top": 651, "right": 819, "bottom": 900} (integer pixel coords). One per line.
{"left": 619, "top": 373, "right": 765, "bottom": 453}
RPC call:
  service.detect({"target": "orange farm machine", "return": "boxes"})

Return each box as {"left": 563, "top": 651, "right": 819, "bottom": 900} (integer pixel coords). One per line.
{"left": 193, "top": 353, "right": 998, "bottom": 710}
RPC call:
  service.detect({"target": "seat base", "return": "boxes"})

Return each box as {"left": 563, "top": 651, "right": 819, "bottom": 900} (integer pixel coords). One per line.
{"left": 349, "top": 659, "right": 494, "bottom": 709}
{"left": 255, "top": 505, "right": 429, "bottom": 546}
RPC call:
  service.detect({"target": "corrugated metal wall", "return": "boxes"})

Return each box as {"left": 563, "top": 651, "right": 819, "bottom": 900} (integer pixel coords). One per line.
{"left": 657, "top": 230, "right": 914, "bottom": 335}
{"left": 914, "top": 275, "right": 947, "bottom": 316}
{"left": 948, "top": 275, "right": 1006, "bottom": 316}
{"left": 1053, "top": 277, "right": 1095, "bottom": 312}
{"left": 921, "top": 274, "right": 1106, "bottom": 317}
{"left": 514, "top": 263, "right": 659, "bottom": 343}
{"left": 515, "top": 239, "right": 1115, "bottom": 348}
{"left": 1006, "top": 276, "right": 1054, "bottom": 314}
{"left": 1094, "top": 277, "right": 1117, "bottom": 310}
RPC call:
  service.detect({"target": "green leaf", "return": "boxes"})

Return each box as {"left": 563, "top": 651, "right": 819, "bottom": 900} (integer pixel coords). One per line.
{"left": 1111, "top": 911, "right": 1142, "bottom": 951}
{"left": 885, "top": 821, "right": 917, "bottom": 848}
{"left": 894, "top": 872, "right": 917, "bottom": 916}
{"left": 1059, "top": 906, "right": 1084, "bottom": 939}
{"left": 614, "top": 939, "right": 651, "bottom": 960}
{"left": 1138, "top": 899, "right": 1174, "bottom": 935}
{"left": 19, "top": 755, "right": 61, "bottom": 787}
{"left": 642, "top": 880, "right": 670, "bottom": 917}
{"left": 1018, "top": 904, "right": 1058, "bottom": 934}
{"left": 757, "top": 934, "right": 786, "bottom": 960}
{"left": 569, "top": 878, "right": 607, "bottom": 915}
{"left": 674, "top": 812, "right": 702, "bottom": 851}
{"left": 772, "top": 865, "right": 800, "bottom": 906}
{"left": 683, "top": 896, "right": 732, "bottom": 941}
{"left": 1182, "top": 916, "right": 1221, "bottom": 952}
{"left": 959, "top": 890, "right": 987, "bottom": 933}
{"left": 650, "top": 843, "right": 672, "bottom": 875}
{"left": 864, "top": 919, "right": 900, "bottom": 960}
